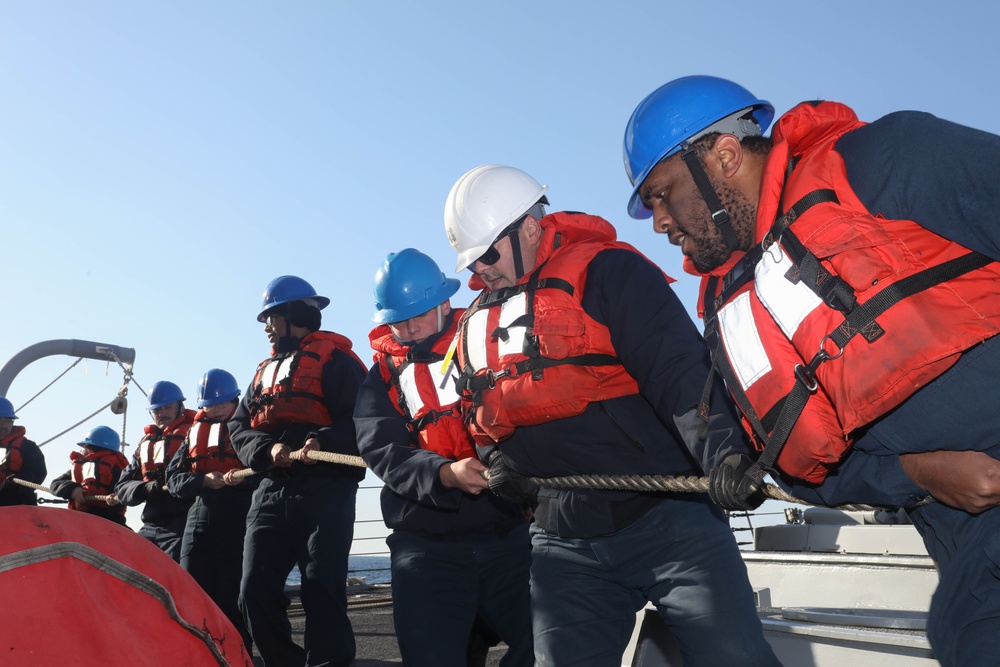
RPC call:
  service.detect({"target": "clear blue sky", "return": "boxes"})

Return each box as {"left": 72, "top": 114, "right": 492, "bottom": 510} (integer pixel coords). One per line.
{"left": 3, "top": 1, "right": 999, "bottom": 538}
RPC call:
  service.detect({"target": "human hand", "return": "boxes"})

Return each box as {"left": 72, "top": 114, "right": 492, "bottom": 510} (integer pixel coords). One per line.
{"left": 271, "top": 443, "right": 292, "bottom": 467}
{"left": 708, "top": 454, "right": 767, "bottom": 511}
{"left": 222, "top": 470, "right": 243, "bottom": 486}
{"left": 485, "top": 450, "right": 536, "bottom": 503}
{"left": 71, "top": 487, "right": 87, "bottom": 509}
{"left": 901, "top": 450, "right": 1000, "bottom": 514}
{"left": 106, "top": 493, "right": 120, "bottom": 507}
{"left": 202, "top": 472, "right": 226, "bottom": 490}
{"left": 439, "top": 457, "right": 490, "bottom": 495}
{"left": 296, "top": 437, "right": 320, "bottom": 465}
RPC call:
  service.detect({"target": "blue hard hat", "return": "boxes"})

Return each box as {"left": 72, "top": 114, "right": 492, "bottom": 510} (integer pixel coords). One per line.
{"left": 257, "top": 275, "right": 331, "bottom": 323}
{"left": 372, "top": 249, "right": 460, "bottom": 324}
{"left": 148, "top": 380, "right": 186, "bottom": 410}
{"left": 0, "top": 397, "right": 17, "bottom": 420}
{"left": 79, "top": 425, "right": 121, "bottom": 452}
{"left": 623, "top": 75, "right": 774, "bottom": 219}
{"left": 197, "top": 368, "right": 241, "bottom": 408}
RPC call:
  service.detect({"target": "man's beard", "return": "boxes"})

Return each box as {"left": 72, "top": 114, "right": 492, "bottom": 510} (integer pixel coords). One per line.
{"left": 690, "top": 181, "right": 754, "bottom": 273}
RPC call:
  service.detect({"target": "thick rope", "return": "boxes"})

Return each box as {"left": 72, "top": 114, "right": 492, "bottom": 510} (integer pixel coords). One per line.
{"left": 281, "top": 450, "right": 915, "bottom": 511}
{"left": 530, "top": 473, "right": 927, "bottom": 511}
{"left": 11, "top": 448, "right": 923, "bottom": 512}
{"left": 7, "top": 477, "right": 118, "bottom": 504}
{"left": 289, "top": 450, "right": 367, "bottom": 467}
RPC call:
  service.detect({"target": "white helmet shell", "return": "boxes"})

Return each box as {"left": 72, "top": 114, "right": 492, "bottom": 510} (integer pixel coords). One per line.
{"left": 444, "top": 164, "right": 548, "bottom": 272}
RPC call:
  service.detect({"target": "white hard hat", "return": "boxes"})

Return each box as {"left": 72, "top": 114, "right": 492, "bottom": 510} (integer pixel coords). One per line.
{"left": 443, "top": 164, "right": 548, "bottom": 272}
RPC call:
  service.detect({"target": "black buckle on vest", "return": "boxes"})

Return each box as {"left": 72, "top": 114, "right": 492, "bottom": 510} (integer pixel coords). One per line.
{"left": 792, "top": 335, "right": 844, "bottom": 393}
{"left": 485, "top": 368, "right": 511, "bottom": 389}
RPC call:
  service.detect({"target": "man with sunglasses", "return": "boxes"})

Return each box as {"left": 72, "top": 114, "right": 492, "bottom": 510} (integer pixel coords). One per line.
{"left": 443, "top": 165, "right": 779, "bottom": 666}
{"left": 229, "top": 275, "right": 368, "bottom": 667}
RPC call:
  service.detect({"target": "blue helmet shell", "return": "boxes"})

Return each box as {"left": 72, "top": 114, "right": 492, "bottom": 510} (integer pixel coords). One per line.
{"left": 372, "top": 249, "right": 460, "bottom": 324}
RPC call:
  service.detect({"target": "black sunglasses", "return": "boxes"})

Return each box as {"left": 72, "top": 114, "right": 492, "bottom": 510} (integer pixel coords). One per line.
{"left": 467, "top": 219, "right": 524, "bottom": 271}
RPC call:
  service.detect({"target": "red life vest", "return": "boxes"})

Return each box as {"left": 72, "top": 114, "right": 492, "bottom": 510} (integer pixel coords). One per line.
{"left": 0, "top": 426, "right": 28, "bottom": 483}
{"left": 187, "top": 411, "right": 246, "bottom": 475}
{"left": 249, "top": 331, "right": 367, "bottom": 431}
{"left": 369, "top": 309, "right": 475, "bottom": 460}
{"left": 138, "top": 410, "right": 196, "bottom": 480}
{"left": 71, "top": 447, "right": 129, "bottom": 515}
{"left": 698, "top": 101, "right": 1000, "bottom": 483}
{"left": 456, "top": 212, "right": 657, "bottom": 445}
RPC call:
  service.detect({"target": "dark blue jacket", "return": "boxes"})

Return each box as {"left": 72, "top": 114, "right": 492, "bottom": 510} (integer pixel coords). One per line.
{"left": 782, "top": 110, "right": 1000, "bottom": 507}
{"left": 495, "top": 245, "right": 754, "bottom": 538}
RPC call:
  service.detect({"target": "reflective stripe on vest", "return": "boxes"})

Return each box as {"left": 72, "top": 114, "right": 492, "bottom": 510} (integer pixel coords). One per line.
{"left": 719, "top": 243, "right": 821, "bottom": 392}
{"left": 189, "top": 421, "right": 226, "bottom": 457}
{"left": 463, "top": 292, "right": 529, "bottom": 375}
{"left": 256, "top": 356, "right": 294, "bottom": 393}
{"left": 396, "top": 356, "right": 462, "bottom": 416}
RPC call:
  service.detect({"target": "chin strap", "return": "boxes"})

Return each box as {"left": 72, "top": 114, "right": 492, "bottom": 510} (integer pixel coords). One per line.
{"left": 510, "top": 231, "right": 525, "bottom": 279}
{"left": 680, "top": 145, "right": 741, "bottom": 252}
{"left": 275, "top": 335, "right": 302, "bottom": 353}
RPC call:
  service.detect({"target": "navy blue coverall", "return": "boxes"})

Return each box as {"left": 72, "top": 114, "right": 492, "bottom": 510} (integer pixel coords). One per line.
{"left": 230, "top": 334, "right": 366, "bottom": 667}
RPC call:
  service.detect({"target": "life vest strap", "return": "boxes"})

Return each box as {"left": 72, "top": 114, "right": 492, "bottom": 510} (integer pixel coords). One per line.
{"left": 702, "top": 186, "right": 996, "bottom": 482}
{"left": 747, "top": 250, "right": 994, "bottom": 482}
{"left": 410, "top": 407, "right": 460, "bottom": 435}
{"left": 473, "top": 277, "right": 574, "bottom": 310}
{"left": 460, "top": 353, "right": 621, "bottom": 394}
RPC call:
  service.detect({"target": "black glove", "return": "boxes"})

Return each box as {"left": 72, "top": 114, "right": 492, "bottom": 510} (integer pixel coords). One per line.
{"left": 708, "top": 454, "right": 767, "bottom": 511}
{"left": 486, "top": 450, "right": 536, "bottom": 503}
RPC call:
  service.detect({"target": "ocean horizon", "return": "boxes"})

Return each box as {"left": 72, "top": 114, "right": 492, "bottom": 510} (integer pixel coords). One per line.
{"left": 286, "top": 555, "right": 392, "bottom": 586}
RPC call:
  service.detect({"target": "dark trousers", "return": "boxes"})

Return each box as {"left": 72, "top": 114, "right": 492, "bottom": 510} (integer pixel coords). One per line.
{"left": 181, "top": 487, "right": 253, "bottom": 651}
{"left": 138, "top": 516, "right": 186, "bottom": 562}
{"left": 785, "top": 333, "right": 1000, "bottom": 667}
{"left": 528, "top": 497, "right": 780, "bottom": 667}
{"left": 860, "top": 334, "right": 1000, "bottom": 667}
{"left": 239, "top": 475, "right": 358, "bottom": 667}
{"left": 388, "top": 522, "right": 533, "bottom": 666}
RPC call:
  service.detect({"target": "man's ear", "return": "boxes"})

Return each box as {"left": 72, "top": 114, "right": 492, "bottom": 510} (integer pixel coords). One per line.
{"left": 710, "top": 134, "right": 744, "bottom": 179}
{"left": 522, "top": 215, "right": 543, "bottom": 244}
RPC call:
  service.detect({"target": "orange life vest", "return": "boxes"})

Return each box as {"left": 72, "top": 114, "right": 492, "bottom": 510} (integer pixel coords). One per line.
{"left": 71, "top": 447, "right": 129, "bottom": 514}
{"left": 369, "top": 310, "right": 475, "bottom": 460}
{"left": 138, "top": 410, "right": 196, "bottom": 480}
{"left": 186, "top": 411, "right": 246, "bottom": 475}
{"left": 699, "top": 101, "right": 1000, "bottom": 483}
{"left": 249, "top": 331, "right": 367, "bottom": 431}
{"left": 456, "top": 212, "right": 652, "bottom": 445}
{"left": 0, "top": 426, "right": 28, "bottom": 483}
